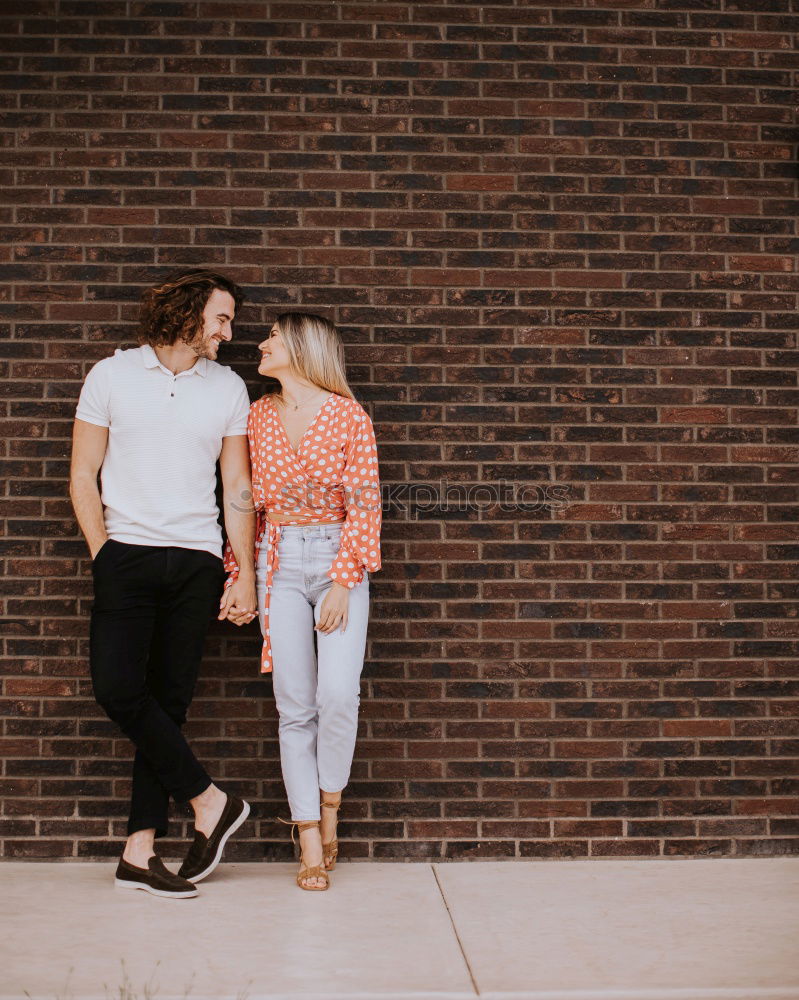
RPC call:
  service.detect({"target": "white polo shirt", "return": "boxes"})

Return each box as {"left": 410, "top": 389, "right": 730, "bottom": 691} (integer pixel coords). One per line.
{"left": 75, "top": 344, "right": 250, "bottom": 557}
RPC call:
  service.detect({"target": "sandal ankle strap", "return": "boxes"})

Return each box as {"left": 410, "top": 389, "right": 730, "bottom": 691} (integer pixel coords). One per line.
{"left": 277, "top": 815, "right": 319, "bottom": 846}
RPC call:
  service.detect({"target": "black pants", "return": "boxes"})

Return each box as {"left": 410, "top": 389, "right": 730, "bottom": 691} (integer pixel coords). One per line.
{"left": 90, "top": 540, "right": 226, "bottom": 839}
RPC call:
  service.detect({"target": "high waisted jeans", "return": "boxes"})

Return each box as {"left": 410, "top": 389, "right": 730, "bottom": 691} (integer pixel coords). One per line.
{"left": 256, "top": 522, "right": 370, "bottom": 821}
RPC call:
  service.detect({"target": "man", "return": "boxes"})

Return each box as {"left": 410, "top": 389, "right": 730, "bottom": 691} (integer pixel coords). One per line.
{"left": 70, "top": 269, "right": 258, "bottom": 898}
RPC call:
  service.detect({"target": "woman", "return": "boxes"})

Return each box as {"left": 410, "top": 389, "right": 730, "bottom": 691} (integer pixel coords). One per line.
{"left": 222, "top": 312, "right": 381, "bottom": 890}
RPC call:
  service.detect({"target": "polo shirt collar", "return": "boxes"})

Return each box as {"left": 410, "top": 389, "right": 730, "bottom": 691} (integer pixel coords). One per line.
{"left": 141, "top": 343, "right": 208, "bottom": 378}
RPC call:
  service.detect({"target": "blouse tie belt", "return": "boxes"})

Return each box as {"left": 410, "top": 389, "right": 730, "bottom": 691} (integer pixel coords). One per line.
{"left": 264, "top": 518, "right": 281, "bottom": 589}
{"left": 263, "top": 510, "right": 347, "bottom": 587}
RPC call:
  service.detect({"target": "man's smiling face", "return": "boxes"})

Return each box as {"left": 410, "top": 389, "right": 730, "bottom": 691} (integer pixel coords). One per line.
{"left": 188, "top": 287, "right": 236, "bottom": 360}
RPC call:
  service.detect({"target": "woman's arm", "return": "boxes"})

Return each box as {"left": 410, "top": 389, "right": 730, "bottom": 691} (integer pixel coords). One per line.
{"left": 327, "top": 403, "right": 382, "bottom": 589}
{"left": 317, "top": 403, "right": 382, "bottom": 634}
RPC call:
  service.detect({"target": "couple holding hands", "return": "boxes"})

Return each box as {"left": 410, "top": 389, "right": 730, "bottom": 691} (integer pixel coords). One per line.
{"left": 70, "top": 269, "right": 382, "bottom": 896}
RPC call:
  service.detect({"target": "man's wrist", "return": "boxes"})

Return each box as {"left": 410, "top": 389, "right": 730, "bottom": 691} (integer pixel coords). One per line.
{"left": 236, "top": 564, "right": 255, "bottom": 584}
{"left": 89, "top": 535, "right": 109, "bottom": 559}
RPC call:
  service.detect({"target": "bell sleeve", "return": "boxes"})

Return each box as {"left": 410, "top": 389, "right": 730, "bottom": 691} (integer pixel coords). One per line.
{"left": 327, "top": 403, "right": 382, "bottom": 588}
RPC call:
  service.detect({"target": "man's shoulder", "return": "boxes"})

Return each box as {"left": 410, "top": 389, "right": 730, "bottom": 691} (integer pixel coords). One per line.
{"left": 88, "top": 346, "right": 141, "bottom": 375}
{"left": 205, "top": 359, "right": 248, "bottom": 392}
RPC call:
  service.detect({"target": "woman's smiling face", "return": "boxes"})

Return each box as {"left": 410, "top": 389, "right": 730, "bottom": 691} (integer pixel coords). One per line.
{"left": 257, "top": 323, "right": 289, "bottom": 376}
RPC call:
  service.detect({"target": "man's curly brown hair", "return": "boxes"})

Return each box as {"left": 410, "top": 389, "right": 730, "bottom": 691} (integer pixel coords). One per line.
{"left": 138, "top": 269, "right": 245, "bottom": 347}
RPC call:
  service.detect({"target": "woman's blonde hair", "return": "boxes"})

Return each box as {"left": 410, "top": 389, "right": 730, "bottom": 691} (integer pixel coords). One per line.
{"left": 267, "top": 312, "right": 355, "bottom": 400}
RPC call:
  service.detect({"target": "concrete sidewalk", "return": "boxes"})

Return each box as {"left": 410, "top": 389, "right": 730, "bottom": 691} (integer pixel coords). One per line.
{"left": 3, "top": 858, "right": 798, "bottom": 1000}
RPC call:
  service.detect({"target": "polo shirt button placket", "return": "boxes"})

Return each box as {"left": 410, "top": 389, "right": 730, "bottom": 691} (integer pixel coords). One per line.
{"left": 171, "top": 375, "right": 176, "bottom": 398}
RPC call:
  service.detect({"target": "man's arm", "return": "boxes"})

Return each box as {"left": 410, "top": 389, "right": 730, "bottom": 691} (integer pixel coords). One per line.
{"left": 69, "top": 419, "right": 109, "bottom": 559}
{"left": 218, "top": 434, "right": 257, "bottom": 624}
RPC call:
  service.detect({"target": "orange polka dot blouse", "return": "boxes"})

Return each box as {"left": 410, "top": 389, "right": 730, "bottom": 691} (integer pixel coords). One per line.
{"left": 223, "top": 391, "right": 382, "bottom": 673}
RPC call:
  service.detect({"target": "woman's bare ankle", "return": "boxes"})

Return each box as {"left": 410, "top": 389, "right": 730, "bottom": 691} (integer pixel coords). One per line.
{"left": 320, "top": 792, "right": 340, "bottom": 846}
{"left": 298, "top": 825, "right": 322, "bottom": 859}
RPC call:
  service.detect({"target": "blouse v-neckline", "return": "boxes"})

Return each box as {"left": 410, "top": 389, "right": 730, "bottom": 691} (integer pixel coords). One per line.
{"left": 269, "top": 392, "right": 335, "bottom": 456}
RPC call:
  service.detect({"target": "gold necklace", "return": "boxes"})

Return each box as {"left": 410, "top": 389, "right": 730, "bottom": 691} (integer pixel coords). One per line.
{"left": 276, "top": 387, "right": 324, "bottom": 411}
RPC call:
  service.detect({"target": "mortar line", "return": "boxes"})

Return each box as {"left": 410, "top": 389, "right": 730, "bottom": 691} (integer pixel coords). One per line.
{"left": 431, "top": 864, "right": 481, "bottom": 997}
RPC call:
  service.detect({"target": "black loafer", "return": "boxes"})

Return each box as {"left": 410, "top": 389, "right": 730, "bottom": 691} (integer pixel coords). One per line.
{"left": 178, "top": 794, "right": 250, "bottom": 883}
{"left": 115, "top": 855, "right": 198, "bottom": 898}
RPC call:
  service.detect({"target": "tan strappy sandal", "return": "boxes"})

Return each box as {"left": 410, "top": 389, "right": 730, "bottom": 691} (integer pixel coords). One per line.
{"left": 321, "top": 793, "right": 341, "bottom": 871}
{"left": 277, "top": 817, "right": 329, "bottom": 891}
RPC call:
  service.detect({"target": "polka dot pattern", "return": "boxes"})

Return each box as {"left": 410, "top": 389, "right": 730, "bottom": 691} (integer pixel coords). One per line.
{"left": 223, "top": 391, "right": 382, "bottom": 673}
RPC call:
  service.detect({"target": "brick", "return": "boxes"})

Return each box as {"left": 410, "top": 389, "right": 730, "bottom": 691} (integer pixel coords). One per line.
{"left": 0, "top": 7, "right": 797, "bottom": 864}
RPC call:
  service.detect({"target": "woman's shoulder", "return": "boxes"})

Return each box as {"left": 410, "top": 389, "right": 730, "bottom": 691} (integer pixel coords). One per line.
{"left": 250, "top": 392, "right": 277, "bottom": 412}
{"left": 249, "top": 389, "right": 368, "bottom": 423}
{"left": 247, "top": 393, "right": 276, "bottom": 430}
{"left": 333, "top": 393, "right": 370, "bottom": 420}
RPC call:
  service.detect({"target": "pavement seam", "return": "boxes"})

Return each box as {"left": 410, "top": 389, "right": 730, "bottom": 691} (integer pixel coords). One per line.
{"left": 431, "top": 863, "right": 481, "bottom": 997}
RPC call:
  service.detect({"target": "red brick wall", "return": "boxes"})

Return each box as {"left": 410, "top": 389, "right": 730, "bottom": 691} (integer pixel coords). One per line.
{"left": 2, "top": 2, "right": 798, "bottom": 861}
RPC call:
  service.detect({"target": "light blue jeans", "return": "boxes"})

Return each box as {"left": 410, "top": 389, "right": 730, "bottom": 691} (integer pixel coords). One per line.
{"left": 256, "top": 522, "right": 370, "bottom": 821}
